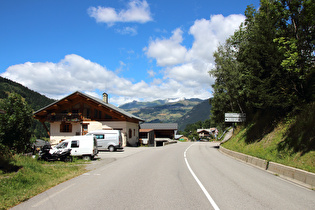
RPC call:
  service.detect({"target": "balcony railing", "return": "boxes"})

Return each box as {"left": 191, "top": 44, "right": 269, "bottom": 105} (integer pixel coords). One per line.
{"left": 47, "top": 113, "right": 83, "bottom": 122}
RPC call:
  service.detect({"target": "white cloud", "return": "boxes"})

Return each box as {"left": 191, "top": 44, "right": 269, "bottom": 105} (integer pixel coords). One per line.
{"left": 147, "top": 69, "right": 155, "bottom": 77}
{"left": 115, "top": 61, "right": 126, "bottom": 74}
{"left": 1, "top": 14, "right": 244, "bottom": 106}
{"left": 116, "top": 26, "right": 138, "bottom": 35}
{"left": 1, "top": 54, "right": 211, "bottom": 105}
{"left": 187, "top": 14, "right": 245, "bottom": 63}
{"left": 165, "top": 62, "right": 212, "bottom": 85}
{"left": 88, "top": 0, "right": 152, "bottom": 26}
{"left": 1, "top": 54, "right": 128, "bottom": 100}
{"left": 144, "top": 28, "right": 187, "bottom": 66}
{"left": 144, "top": 14, "right": 245, "bottom": 98}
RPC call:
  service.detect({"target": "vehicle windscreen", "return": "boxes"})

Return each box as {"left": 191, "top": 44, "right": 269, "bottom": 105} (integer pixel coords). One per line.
{"left": 56, "top": 142, "right": 68, "bottom": 149}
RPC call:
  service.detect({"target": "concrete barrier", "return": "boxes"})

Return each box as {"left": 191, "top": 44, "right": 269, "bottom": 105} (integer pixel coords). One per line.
{"left": 163, "top": 140, "right": 177, "bottom": 146}
{"left": 219, "top": 147, "right": 267, "bottom": 170}
{"left": 219, "top": 146, "right": 315, "bottom": 189}
{"left": 268, "top": 162, "right": 315, "bottom": 188}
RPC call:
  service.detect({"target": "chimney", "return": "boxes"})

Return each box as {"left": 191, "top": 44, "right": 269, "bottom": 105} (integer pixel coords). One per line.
{"left": 102, "top": 93, "right": 108, "bottom": 104}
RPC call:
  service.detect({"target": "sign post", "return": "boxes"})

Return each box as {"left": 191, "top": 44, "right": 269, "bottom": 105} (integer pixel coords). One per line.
{"left": 225, "top": 113, "right": 246, "bottom": 134}
{"left": 225, "top": 113, "right": 246, "bottom": 122}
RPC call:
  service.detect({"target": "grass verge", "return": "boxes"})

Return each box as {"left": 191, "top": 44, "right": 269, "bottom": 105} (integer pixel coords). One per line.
{"left": 0, "top": 155, "right": 88, "bottom": 210}
{"left": 222, "top": 103, "right": 315, "bottom": 173}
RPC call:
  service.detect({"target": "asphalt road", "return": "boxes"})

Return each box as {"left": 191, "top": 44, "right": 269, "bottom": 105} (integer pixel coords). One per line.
{"left": 12, "top": 142, "right": 315, "bottom": 210}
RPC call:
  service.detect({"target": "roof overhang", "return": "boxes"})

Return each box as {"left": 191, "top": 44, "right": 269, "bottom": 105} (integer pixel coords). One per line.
{"left": 33, "top": 91, "right": 144, "bottom": 123}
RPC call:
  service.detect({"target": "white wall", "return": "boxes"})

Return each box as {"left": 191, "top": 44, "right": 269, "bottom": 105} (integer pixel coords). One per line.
{"left": 86, "top": 121, "right": 102, "bottom": 131}
{"left": 50, "top": 122, "right": 81, "bottom": 145}
{"left": 99, "top": 121, "right": 139, "bottom": 146}
{"left": 49, "top": 120, "right": 140, "bottom": 146}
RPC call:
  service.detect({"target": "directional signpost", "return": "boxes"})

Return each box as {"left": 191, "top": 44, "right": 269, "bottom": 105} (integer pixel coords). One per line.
{"left": 225, "top": 113, "right": 246, "bottom": 122}
{"left": 225, "top": 113, "right": 246, "bottom": 134}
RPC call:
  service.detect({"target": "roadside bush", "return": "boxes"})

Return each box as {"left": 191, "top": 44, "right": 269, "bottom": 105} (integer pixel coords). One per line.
{"left": 0, "top": 93, "right": 34, "bottom": 155}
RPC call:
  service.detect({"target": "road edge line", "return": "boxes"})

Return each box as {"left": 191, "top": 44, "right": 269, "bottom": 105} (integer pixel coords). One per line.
{"left": 184, "top": 144, "right": 220, "bottom": 210}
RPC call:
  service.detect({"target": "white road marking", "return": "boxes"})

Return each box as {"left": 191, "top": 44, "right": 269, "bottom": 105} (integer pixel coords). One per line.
{"left": 82, "top": 173, "right": 101, "bottom": 176}
{"left": 32, "top": 183, "right": 75, "bottom": 207}
{"left": 184, "top": 144, "right": 220, "bottom": 210}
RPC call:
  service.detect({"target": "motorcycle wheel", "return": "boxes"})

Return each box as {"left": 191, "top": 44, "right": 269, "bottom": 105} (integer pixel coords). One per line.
{"left": 64, "top": 156, "right": 73, "bottom": 162}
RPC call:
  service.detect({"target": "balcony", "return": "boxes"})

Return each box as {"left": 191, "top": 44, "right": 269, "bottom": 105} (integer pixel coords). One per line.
{"left": 47, "top": 113, "right": 83, "bottom": 122}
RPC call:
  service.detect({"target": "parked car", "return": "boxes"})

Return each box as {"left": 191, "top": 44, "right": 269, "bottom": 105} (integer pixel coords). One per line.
{"left": 50, "top": 135, "right": 98, "bottom": 160}
{"left": 86, "top": 130, "right": 123, "bottom": 152}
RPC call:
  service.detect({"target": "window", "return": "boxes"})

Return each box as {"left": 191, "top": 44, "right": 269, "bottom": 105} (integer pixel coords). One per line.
{"left": 83, "top": 108, "right": 90, "bottom": 118}
{"left": 72, "top": 109, "right": 79, "bottom": 114}
{"left": 56, "top": 142, "right": 68, "bottom": 149}
{"left": 94, "top": 109, "right": 98, "bottom": 118}
{"left": 60, "top": 122, "right": 72, "bottom": 132}
{"left": 71, "top": 140, "right": 79, "bottom": 148}
{"left": 129, "top": 129, "right": 132, "bottom": 139}
{"left": 86, "top": 108, "right": 90, "bottom": 118}
{"left": 82, "top": 124, "right": 88, "bottom": 130}
{"left": 105, "top": 114, "right": 112, "bottom": 119}
{"left": 99, "top": 111, "right": 102, "bottom": 119}
{"left": 95, "top": 134, "right": 104, "bottom": 139}
{"left": 139, "top": 132, "right": 148, "bottom": 139}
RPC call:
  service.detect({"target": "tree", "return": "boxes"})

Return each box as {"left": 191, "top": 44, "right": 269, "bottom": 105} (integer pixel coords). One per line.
{"left": 209, "top": 30, "right": 247, "bottom": 124}
{"left": 0, "top": 93, "right": 34, "bottom": 154}
{"left": 238, "top": 1, "right": 293, "bottom": 113}
{"left": 202, "top": 119, "right": 212, "bottom": 128}
{"left": 210, "top": 0, "right": 314, "bottom": 128}
{"left": 274, "top": 0, "right": 315, "bottom": 103}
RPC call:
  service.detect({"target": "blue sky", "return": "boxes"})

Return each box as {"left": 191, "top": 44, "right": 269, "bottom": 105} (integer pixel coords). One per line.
{"left": 0, "top": 0, "right": 260, "bottom": 106}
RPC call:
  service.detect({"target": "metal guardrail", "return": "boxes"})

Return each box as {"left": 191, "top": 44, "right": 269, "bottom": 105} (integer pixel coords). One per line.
{"left": 218, "top": 126, "right": 232, "bottom": 140}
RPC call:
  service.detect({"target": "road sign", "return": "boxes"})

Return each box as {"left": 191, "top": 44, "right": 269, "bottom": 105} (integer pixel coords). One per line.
{"left": 225, "top": 113, "right": 246, "bottom": 122}
{"left": 225, "top": 117, "right": 246, "bottom": 122}
{"left": 225, "top": 113, "right": 246, "bottom": 118}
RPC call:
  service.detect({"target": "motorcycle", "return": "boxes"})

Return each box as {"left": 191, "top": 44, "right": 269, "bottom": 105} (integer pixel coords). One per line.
{"left": 38, "top": 145, "right": 72, "bottom": 162}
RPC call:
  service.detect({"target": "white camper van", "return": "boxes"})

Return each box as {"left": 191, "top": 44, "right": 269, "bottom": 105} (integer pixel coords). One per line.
{"left": 51, "top": 135, "right": 98, "bottom": 160}
{"left": 86, "top": 130, "right": 123, "bottom": 152}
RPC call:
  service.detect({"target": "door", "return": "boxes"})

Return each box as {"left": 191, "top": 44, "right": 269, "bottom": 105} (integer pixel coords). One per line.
{"left": 70, "top": 140, "right": 80, "bottom": 156}
{"left": 82, "top": 124, "right": 88, "bottom": 135}
{"left": 94, "top": 134, "right": 106, "bottom": 149}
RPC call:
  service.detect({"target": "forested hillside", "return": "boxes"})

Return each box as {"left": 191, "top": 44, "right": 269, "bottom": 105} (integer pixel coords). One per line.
{"left": 0, "top": 76, "right": 55, "bottom": 138}
{"left": 121, "top": 98, "right": 203, "bottom": 123}
{"left": 0, "top": 76, "right": 55, "bottom": 111}
{"left": 177, "top": 99, "right": 211, "bottom": 131}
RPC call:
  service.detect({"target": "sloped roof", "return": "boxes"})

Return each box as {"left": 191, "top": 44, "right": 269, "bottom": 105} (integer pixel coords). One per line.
{"left": 197, "top": 128, "right": 217, "bottom": 133}
{"left": 140, "top": 123, "right": 178, "bottom": 130}
{"left": 34, "top": 91, "right": 144, "bottom": 122}
{"left": 80, "top": 91, "right": 144, "bottom": 121}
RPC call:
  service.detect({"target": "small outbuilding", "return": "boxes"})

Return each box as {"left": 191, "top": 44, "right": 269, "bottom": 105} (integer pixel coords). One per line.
{"left": 197, "top": 128, "right": 218, "bottom": 139}
{"left": 139, "top": 123, "right": 178, "bottom": 146}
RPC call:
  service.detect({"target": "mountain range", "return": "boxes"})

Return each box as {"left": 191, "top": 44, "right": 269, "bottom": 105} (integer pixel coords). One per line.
{"left": 0, "top": 76, "right": 211, "bottom": 133}
{"left": 119, "top": 98, "right": 211, "bottom": 130}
